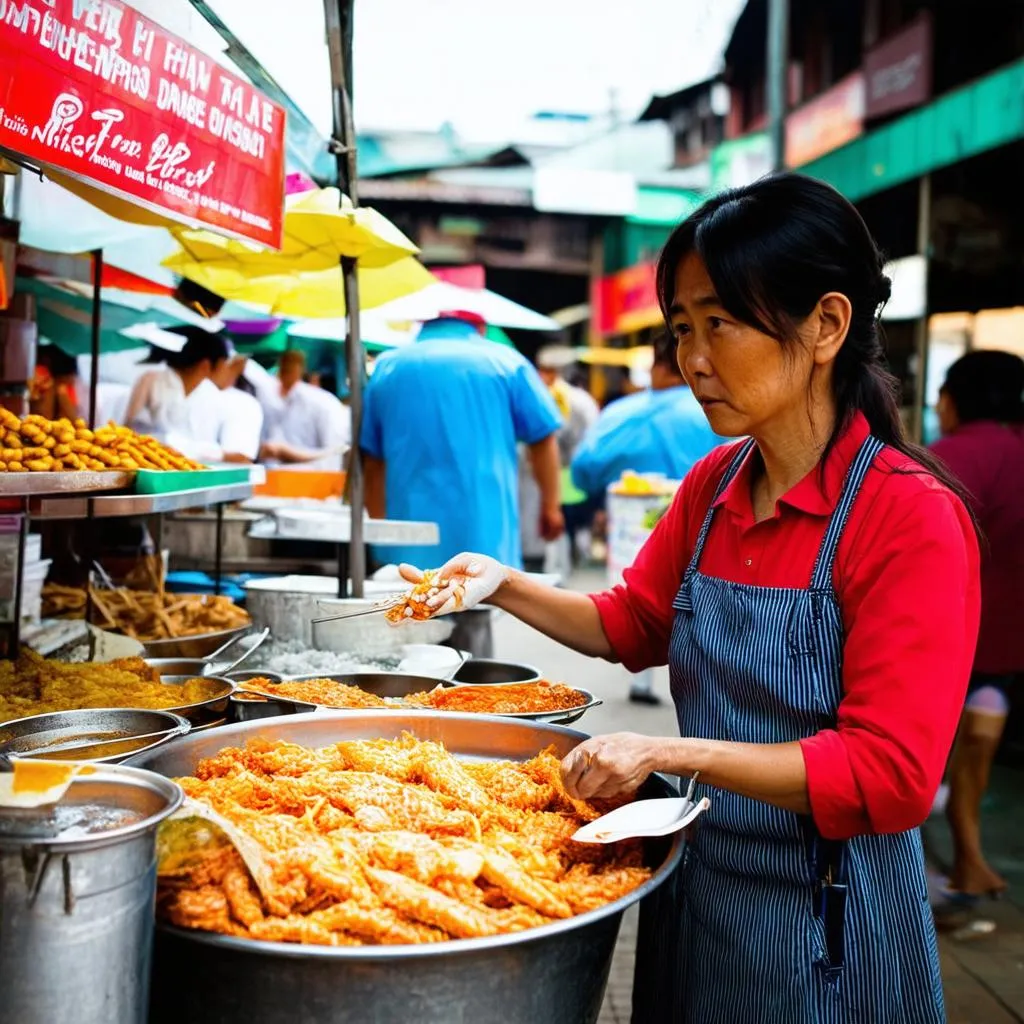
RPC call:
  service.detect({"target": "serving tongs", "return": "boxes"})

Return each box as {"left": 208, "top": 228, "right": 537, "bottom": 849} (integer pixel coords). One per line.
{"left": 310, "top": 596, "right": 405, "bottom": 625}
{"left": 572, "top": 772, "right": 710, "bottom": 844}
{"left": 204, "top": 627, "right": 270, "bottom": 675}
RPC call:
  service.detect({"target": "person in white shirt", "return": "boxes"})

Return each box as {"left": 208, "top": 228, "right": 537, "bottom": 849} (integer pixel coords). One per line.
{"left": 186, "top": 354, "right": 264, "bottom": 463}
{"left": 123, "top": 331, "right": 230, "bottom": 443}
{"left": 259, "top": 349, "right": 351, "bottom": 471}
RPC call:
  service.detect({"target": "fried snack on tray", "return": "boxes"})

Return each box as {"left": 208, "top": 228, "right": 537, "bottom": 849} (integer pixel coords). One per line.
{"left": 157, "top": 734, "right": 652, "bottom": 946}
{"left": 406, "top": 681, "right": 588, "bottom": 715}
{"left": 0, "top": 410, "right": 203, "bottom": 472}
{"left": 41, "top": 584, "right": 249, "bottom": 641}
{"left": 0, "top": 649, "right": 216, "bottom": 723}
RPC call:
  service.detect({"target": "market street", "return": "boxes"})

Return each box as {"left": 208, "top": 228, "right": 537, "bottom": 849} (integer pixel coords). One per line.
{"left": 494, "top": 568, "right": 1024, "bottom": 1024}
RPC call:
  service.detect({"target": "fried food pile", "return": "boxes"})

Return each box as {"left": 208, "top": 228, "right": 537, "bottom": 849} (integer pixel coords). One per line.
{"left": 407, "top": 681, "right": 588, "bottom": 715}
{"left": 42, "top": 585, "right": 249, "bottom": 641}
{"left": 384, "top": 570, "right": 448, "bottom": 624}
{"left": 0, "top": 411, "right": 202, "bottom": 472}
{"left": 0, "top": 650, "right": 215, "bottom": 723}
{"left": 238, "top": 678, "right": 589, "bottom": 715}
{"left": 158, "top": 735, "right": 651, "bottom": 946}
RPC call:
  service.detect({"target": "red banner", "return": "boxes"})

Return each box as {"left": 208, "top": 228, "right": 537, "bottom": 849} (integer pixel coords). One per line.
{"left": 0, "top": 0, "right": 286, "bottom": 248}
{"left": 593, "top": 262, "right": 661, "bottom": 337}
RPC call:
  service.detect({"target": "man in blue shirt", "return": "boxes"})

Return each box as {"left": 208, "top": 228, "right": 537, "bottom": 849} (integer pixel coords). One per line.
{"left": 361, "top": 312, "right": 564, "bottom": 575}
{"left": 570, "top": 331, "right": 724, "bottom": 703}
{"left": 571, "top": 331, "right": 725, "bottom": 498}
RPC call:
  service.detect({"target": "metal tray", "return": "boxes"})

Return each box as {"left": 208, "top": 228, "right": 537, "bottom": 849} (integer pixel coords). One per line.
{"left": 0, "top": 470, "right": 134, "bottom": 496}
{"left": 0, "top": 707, "right": 190, "bottom": 764}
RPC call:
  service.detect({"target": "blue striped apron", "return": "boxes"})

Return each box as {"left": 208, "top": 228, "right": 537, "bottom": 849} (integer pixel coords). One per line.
{"left": 632, "top": 436, "right": 945, "bottom": 1023}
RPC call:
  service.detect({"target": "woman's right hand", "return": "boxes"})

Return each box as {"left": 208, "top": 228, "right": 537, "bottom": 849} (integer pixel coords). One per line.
{"left": 399, "top": 554, "right": 510, "bottom": 616}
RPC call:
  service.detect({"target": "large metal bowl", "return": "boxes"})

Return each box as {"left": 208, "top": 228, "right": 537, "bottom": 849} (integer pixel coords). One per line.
{"left": 131, "top": 712, "right": 682, "bottom": 1024}
{"left": 430, "top": 683, "right": 602, "bottom": 726}
{"left": 451, "top": 659, "right": 543, "bottom": 685}
{"left": 140, "top": 624, "right": 252, "bottom": 661}
{"left": 0, "top": 708, "right": 190, "bottom": 764}
{"left": 157, "top": 675, "right": 236, "bottom": 721}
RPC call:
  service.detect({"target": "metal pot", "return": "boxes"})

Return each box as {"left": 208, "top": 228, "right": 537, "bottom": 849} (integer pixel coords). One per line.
{"left": 0, "top": 764, "right": 183, "bottom": 1024}
{"left": 131, "top": 713, "right": 682, "bottom": 1024}
{"left": 451, "top": 658, "right": 543, "bottom": 685}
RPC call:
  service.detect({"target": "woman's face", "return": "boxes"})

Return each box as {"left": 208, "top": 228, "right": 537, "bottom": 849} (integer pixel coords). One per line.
{"left": 668, "top": 253, "right": 826, "bottom": 439}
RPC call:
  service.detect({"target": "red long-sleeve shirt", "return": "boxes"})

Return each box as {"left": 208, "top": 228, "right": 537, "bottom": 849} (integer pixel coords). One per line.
{"left": 591, "top": 413, "right": 980, "bottom": 840}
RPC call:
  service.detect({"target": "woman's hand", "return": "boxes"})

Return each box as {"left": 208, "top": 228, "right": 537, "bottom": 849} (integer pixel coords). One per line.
{"left": 561, "top": 733, "right": 663, "bottom": 800}
{"left": 399, "top": 554, "right": 509, "bottom": 616}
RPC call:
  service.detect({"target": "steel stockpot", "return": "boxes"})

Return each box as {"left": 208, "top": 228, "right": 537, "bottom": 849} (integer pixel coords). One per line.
{"left": 131, "top": 712, "right": 682, "bottom": 1024}
{"left": 0, "top": 765, "right": 183, "bottom": 1024}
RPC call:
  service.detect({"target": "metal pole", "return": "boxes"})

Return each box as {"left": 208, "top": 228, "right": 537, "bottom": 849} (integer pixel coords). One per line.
{"left": 89, "top": 249, "right": 102, "bottom": 428}
{"left": 767, "top": 0, "right": 790, "bottom": 171}
{"left": 911, "top": 173, "right": 932, "bottom": 443}
{"left": 324, "top": 0, "right": 366, "bottom": 598}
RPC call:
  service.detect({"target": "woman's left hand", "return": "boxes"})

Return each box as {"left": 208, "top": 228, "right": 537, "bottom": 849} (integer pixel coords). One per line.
{"left": 561, "top": 733, "right": 662, "bottom": 800}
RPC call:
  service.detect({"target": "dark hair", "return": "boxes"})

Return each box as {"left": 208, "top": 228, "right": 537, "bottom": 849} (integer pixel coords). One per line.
{"left": 653, "top": 331, "right": 684, "bottom": 375}
{"left": 942, "top": 350, "right": 1024, "bottom": 425}
{"left": 165, "top": 327, "right": 231, "bottom": 371}
{"left": 655, "top": 171, "right": 973, "bottom": 509}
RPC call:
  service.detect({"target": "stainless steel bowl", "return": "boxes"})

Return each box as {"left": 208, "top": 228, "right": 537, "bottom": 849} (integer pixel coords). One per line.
{"left": 224, "top": 669, "right": 285, "bottom": 685}
{"left": 140, "top": 624, "right": 252, "bottom": 660}
{"left": 432, "top": 683, "right": 603, "bottom": 726}
{"left": 451, "top": 659, "right": 543, "bottom": 686}
{"left": 0, "top": 708, "right": 190, "bottom": 764}
{"left": 145, "top": 658, "right": 210, "bottom": 678}
{"left": 131, "top": 712, "right": 682, "bottom": 1024}
{"left": 157, "top": 675, "right": 236, "bottom": 721}
{"left": 285, "top": 671, "right": 454, "bottom": 699}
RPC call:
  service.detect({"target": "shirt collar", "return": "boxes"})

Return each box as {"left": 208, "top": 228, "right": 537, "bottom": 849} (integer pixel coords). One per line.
{"left": 712, "top": 411, "right": 872, "bottom": 520}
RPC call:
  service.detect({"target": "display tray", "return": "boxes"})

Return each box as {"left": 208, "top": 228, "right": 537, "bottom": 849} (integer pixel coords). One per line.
{"left": 0, "top": 471, "right": 135, "bottom": 496}
{"left": 135, "top": 468, "right": 252, "bottom": 494}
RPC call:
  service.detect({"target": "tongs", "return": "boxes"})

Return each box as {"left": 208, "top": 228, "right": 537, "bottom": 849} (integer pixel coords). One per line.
{"left": 310, "top": 597, "right": 404, "bottom": 625}
{"left": 204, "top": 627, "right": 270, "bottom": 675}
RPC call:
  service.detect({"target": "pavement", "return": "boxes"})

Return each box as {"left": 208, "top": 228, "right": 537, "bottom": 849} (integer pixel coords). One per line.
{"left": 491, "top": 568, "right": 1024, "bottom": 1024}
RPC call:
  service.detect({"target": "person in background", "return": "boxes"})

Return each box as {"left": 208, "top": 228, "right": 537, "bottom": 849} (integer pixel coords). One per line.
{"left": 522, "top": 346, "right": 601, "bottom": 571}
{"left": 571, "top": 331, "right": 726, "bottom": 703}
{"left": 187, "top": 353, "right": 264, "bottom": 464}
{"left": 930, "top": 350, "right": 1024, "bottom": 918}
{"left": 123, "top": 330, "right": 230, "bottom": 444}
{"left": 362, "top": 311, "right": 563, "bottom": 653}
{"left": 571, "top": 330, "right": 725, "bottom": 499}
{"left": 259, "top": 349, "right": 351, "bottom": 470}
{"left": 30, "top": 345, "right": 82, "bottom": 422}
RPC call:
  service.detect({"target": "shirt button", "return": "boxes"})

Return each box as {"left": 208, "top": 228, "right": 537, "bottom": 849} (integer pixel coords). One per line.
{"left": 745, "top": 559, "right": 752, "bottom": 566}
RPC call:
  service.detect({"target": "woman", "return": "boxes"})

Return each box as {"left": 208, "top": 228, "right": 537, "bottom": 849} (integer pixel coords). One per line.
{"left": 400, "top": 174, "right": 979, "bottom": 1022}
{"left": 931, "top": 350, "right": 1024, "bottom": 912}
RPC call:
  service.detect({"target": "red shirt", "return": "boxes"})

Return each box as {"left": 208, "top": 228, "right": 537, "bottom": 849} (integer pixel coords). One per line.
{"left": 931, "top": 421, "right": 1024, "bottom": 674}
{"left": 592, "top": 412, "right": 980, "bottom": 841}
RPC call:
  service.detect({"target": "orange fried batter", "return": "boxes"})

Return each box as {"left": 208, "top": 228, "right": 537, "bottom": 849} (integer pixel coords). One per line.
{"left": 156, "top": 734, "right": 652, "bottom": 948}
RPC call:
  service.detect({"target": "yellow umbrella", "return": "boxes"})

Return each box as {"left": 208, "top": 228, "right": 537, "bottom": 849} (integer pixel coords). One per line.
{"left": 169, "top": 255, "right": 435, "bottom": 318}
{"left": 166, "top": 187, "right": 418, "bottom": 272}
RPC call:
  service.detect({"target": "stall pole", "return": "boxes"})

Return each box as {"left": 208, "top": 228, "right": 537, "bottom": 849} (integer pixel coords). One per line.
{"left": 89, "top": 249, "right": 103, "bottom": 428}
{"left": 911, "top": 173, "right": 932, "bottom": 443}
{"left": 767, "top": 0, "right": 790, "bottom": 171}
{"left": 214, "top": 502, "right": 224, "bottom": 595}
{"left": 324, "top": 0, "right": 366, "bottom": 599}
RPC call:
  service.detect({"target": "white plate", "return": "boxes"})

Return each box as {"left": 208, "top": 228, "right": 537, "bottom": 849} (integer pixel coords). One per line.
{"left": 572, "top": 796, "right": 710, "bottom": 844}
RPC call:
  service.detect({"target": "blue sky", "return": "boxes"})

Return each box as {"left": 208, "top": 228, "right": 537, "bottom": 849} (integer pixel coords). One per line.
{"left": 208, "top": 0, "right": 744, "bottom": 141}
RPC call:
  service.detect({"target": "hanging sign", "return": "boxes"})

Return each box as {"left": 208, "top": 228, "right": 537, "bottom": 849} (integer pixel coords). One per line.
{"left": 0, "top": 0, "right": 286, "bottom": 248}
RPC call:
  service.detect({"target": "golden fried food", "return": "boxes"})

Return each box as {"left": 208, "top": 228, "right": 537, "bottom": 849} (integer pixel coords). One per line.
{"left": 383, "top": 570, "right": 447, "bottom": 624}
{"left": 156, "top": 734, "right": 651, "bottom": 947}
{"left": 0, "top": 650, "right": 220, "bottom": 723}
{"left": 41, "top": 584, "right": 248, "bottom": 641}
{"left": 0, "top": 413, "right": 202, "bottom": 472}
{"left": 406, "top": 681, "right": 588, "bottom": 715}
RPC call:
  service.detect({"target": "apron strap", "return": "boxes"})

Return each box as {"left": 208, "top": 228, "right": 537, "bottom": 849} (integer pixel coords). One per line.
{"left": 808, "top": 436, "right": 885, "bottom": 594}
{"left": 687, "top": 438, "right": 756, "bottom": 577}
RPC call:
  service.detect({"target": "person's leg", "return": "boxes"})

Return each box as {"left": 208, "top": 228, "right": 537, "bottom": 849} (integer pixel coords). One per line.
{"left": 944, "top": 677, "right": 1012, "bottom": 897}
